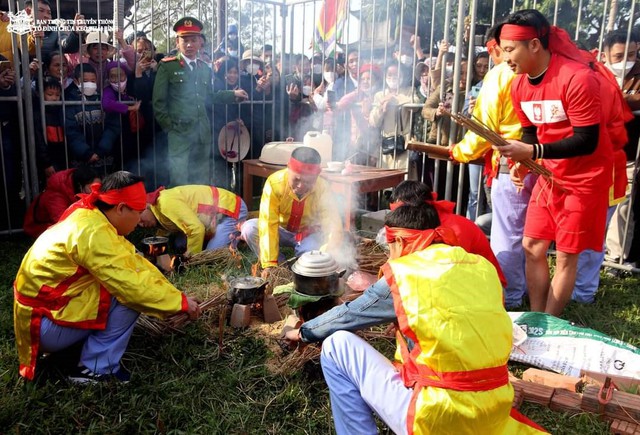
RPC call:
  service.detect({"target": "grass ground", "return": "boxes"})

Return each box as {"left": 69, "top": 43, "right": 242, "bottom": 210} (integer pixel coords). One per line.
{"left": 1, "top": 232, "right": 639, "bottom": 434}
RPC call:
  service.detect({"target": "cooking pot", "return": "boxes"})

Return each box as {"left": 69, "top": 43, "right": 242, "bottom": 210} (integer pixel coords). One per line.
{"left": 142, "top": 236, "right": 169, "bottom": 257}
{"left": 291, "top": 251, "right": 345, "bottom": 296}
{"left": 227, "top": 276, "right": 268, "bottom": 305}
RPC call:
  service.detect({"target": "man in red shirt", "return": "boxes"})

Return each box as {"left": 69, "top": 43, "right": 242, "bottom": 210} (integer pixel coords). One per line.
{"left": 494, "top": 10, "right": 612, "bottom": 316}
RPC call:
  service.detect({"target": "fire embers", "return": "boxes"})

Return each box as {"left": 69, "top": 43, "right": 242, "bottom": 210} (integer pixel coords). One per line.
{"left": 141, "top": 236, "right": 186, "bottom": 274}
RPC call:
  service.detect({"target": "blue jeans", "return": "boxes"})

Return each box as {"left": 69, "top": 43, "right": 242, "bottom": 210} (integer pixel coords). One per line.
{"left": 206, "top": 200, "right": 248, "bottom": 250}
{"left": 39, "top": 297, "right": 139, "bottom": 374}
{"left": 300, "top": 278, "right": 396, "bottom": 343}
{"left": 467, "top": 163, "right": 483, "bottom": 220}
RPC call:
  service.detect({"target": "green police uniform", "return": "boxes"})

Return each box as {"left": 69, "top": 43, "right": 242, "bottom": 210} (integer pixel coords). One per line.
{"left": 152, "top": 18, "right": 236, "bottom": 186}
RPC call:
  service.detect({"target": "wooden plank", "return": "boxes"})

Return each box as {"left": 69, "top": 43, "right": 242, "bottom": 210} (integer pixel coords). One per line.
{"left": 523, "top": 368, "right": 582, "bottom": 392}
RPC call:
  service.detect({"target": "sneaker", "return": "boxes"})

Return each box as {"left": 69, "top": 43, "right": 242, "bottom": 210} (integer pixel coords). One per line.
{"left": 68, "top": 365, "right": 131, "bottom": 384}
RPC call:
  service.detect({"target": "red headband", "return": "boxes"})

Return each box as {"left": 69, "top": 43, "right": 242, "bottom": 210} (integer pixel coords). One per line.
{"left": 59, "top": 181, "right": 147, "bottom": 221}
{"left": 385, "top": 225, "right": 459, "bottom": 257}
{"left": 500, "top": 24, "right": 541, "bottom": 41}
{"left": 288, "top": 157, "right": 321, "bottom": 176}
{"left": 146, "top": 186, "right": 165, "bottom": 205}
{"left": 486, "top": 39, "right": 498, "bottom": 52}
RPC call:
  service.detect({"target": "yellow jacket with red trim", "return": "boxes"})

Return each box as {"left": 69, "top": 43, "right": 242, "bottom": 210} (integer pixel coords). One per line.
{"left": 150, "top": 185, "right": 241, "bottom": 255}
{"left": 13, "top": 207, "right": 188, "bottom": 380}
{"left": 451, "top": 62, "right": 522, "bottom": 176}
{"left": 382, "top": 245, "right": 546, "bottom": 434}
{"left": 258, "top": 169, "right": 340, "bottom": 268}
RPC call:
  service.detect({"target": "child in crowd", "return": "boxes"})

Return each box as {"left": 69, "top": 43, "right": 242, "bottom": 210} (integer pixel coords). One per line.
{"left": 64, "top": 63, "right": 120, "bottom": 170}
{"left": 33, "top": 77, "right": 65, "bottom": 178}
{"left": 102, "top": 61, "right": 141, "bottom": 171}
{"left": 23, "top": 166, "right": 100, "bottom": 239}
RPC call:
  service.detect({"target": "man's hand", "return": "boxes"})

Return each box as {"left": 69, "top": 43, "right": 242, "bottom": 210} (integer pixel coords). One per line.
{"left": 286, "top": 83, "right": 299, "bottom": 99}
{"left": 72, "top": 13, "right": 85, "bottom": 32}
{"left": 29, "top": 59, "right": 39, "bottom": 77}
{"left": 494, "top": 139, "right": 533, "bottom": 162}
{"left": 127, "top": 101, "right": 141, "bottom": 112}
{"left": 510, "top": 162, "right": 529, "bottom": 190}
{"left": 0, "top": 68, "right": 15, "bottom": 88}
{"left": 234, "top": 89, "right": 249, "bottom": 102}
{"left": 438, "top": 40, "right": 450, "bottom": 54}
{"left": 185, "top": 296, "right": 202, "bottom": 320}
{"left": 435, "top": 102, "right": 445, "bottom": 117}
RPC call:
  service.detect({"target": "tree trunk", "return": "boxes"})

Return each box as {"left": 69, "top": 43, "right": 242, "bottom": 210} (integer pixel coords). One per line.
{"left": 607, "top": 0, "right": 618, "bottom": 32}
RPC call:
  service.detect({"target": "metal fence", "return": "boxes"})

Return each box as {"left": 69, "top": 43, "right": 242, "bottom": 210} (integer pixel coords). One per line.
{"left": 1, "top": 0, "right": 639, "bottom": 270}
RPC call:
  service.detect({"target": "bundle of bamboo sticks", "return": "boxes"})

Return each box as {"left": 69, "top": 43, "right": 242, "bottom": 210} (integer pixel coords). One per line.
{"left": 442, "top": 109, "right": 565, "bottom": 190}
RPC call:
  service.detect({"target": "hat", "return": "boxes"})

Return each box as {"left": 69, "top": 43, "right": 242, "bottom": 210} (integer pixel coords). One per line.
{"left": 239, "top": 49, "right": 264, "bottom": 69}
{"left": 105, "top": 60, "right": 130, "bottom": 75}
{"left": 81, "top": 32, "right": 116, "bottom": 57}
{"left": 414, "top": 61, "right": 428, "bottom": 81}
{"left": 218, "top": 121, "right": 250, "bottom": 163}
{"left": 228, "top": 23, "right": 238, "bottom": 34}
{"left": 173, "top": 17, "right": 204, "bottom": 37}
{"left": 359, "top": 63, "right": 381, "bottom": 80}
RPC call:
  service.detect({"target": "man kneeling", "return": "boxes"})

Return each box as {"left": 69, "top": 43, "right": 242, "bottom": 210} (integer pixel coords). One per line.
{"left": 13, "top": 171, "right": 201, "bottom": 383}
{"left": 286, "top": 203, "right": 545, "bottom": 434}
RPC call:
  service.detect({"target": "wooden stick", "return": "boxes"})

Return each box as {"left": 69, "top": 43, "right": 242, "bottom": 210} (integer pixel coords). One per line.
{"left": 441, "top": 109, "right": 567, "bottom": 191}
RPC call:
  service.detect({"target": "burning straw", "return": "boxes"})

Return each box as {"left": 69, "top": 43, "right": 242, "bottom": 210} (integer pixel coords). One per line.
{"left": 442, "top": 109, "right": 566, "bottom": 191}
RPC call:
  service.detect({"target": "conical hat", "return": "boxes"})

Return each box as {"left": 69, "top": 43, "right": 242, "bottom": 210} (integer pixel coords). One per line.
{"left": 218, "top": 120, "right": 250, "bottom": 162}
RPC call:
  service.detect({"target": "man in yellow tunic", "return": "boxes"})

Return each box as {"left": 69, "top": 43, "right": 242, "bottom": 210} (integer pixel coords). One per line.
{"left": 13, "top": 172, "right": 201, "bottom": 383}
{"left": 285, "top": 203, "right": 545, "bottom": 434}
{"left": 240, "top": 147, "right": 342, "bottom": 278}
{"left": 139, "top": 185, "right": 248, "bottom": 254}
{"left": 450, "top": 28, "right": 533, "bottom": 308}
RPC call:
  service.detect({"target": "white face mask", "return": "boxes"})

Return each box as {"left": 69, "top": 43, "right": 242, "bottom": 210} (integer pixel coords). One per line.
{"left": 607, "top": 60, "right": 635, "bottom": 76}
{"left": 400, "top": 55, "right": 412, "bottom": 65}
{"left": 228, "top": 50, "right": 238, "bottom": 57}
{"left": 81, "top": 81, "right": 97, "bottom": 96}
{"left": 302, "top": 85, "right": 312, "bottom": 96}
{"left": 246, "top": 63, "right": 260, "bottom": 75}
{"left": 323, "top": 71, "right": 335, "bottom": 83}
{"left": 445, "top": 65, "right": 454, "bottom": 77}
{"left": 313, "top": 64, "right": 323, "bottom": 74}
{"left": 110, "top": 78, "right": 127, "bottom": 93}
{"left": 228, "top": 34, "right": 237, "bottom": 41}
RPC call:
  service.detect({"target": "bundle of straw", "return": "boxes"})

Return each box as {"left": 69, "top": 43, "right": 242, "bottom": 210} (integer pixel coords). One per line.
{"left": 356, "top": 239, "right": 389, "bottom": 275}
{"left": 137, "top": 292, "right": 228, "bottom": 336}
{"left": 183, "top": 248, "right": 238, "bottom": 269}
{"left": 442, "top": 109, "right": 565, "bottom": 190}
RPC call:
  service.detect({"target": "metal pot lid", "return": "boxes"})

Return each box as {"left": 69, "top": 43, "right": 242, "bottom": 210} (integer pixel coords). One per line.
{"left": 229, "top": 276, "right": 266, "bottom": 289}
{"left": 291, "top": 251, "right": 339, "bottom": 277}
{"left": 142, "top": 236, "right": 169, "bottom": 245}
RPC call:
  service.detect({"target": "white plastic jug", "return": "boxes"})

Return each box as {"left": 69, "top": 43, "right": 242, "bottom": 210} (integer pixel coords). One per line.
{"left": 303, "top": 130, "right": 333, "bottom": 164}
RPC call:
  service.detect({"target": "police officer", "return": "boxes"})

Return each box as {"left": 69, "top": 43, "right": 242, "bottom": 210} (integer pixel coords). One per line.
{"left": 153, "top": 17, "right": 248, "bottom": 186}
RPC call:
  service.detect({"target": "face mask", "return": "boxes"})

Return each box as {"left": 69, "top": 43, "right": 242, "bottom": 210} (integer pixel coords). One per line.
{"left": 302, "top": 85, "right": 312, "bottom": 96}
{"left": 323, "top": 72, "right": 335, "bottom": 83}
{"left": 228, "top": 34, "right": 237, "bottom": 41}
{"left": 607, "top": 60, "right": 635, "bottom": 76}
{"left": 81, "top": 81, "right": 97, "bottom": 96}
{"left": 400, "top": 55, "right": 412, "bottom": 65}
{"left": 110, "top": 78, "right": 127, "bottom": 93}
{"left": 246, "top": 63, "right": 260, "bottom": 75}
{"left": 445, "top": 65, "right": 453, "bottom": 77}
{"left": 313, "top": 64, "right": 323, "bottom": 74}
{"left": 228, "top": 50, "right": 238, "bottom": 57}
{"left": 386, "top": 78, "right": 399, "bottom": 89}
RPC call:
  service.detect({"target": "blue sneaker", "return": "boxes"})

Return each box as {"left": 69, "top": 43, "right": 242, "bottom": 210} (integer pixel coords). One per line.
{"left": 68, "top": 365, "right": 131, "bottom": 384}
